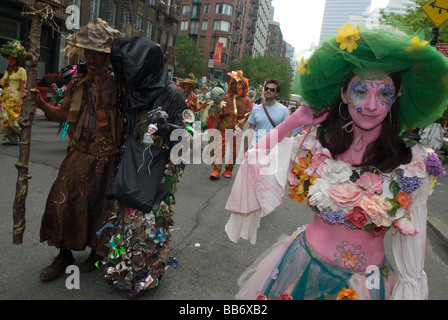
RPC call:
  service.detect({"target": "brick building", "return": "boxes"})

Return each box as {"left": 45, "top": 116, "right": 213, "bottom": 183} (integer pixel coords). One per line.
{"left": 0, "top": 0, "right": 182, "bottom": 78}
{"left": 177, "top": 0, "right": 272, "bottom": 81}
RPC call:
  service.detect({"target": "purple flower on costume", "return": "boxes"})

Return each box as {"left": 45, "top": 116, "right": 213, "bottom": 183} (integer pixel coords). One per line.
{"left": 396, "top": 171, "right": 422, "bottom": 193}
{"left": 424, "top": 153, "right": 447, "bottom": 179}
{"left": 321, "top": 210, "right": 345, "bottom": 224}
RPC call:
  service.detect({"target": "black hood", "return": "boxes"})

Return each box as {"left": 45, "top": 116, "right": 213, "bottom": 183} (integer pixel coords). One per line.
{"left": 110, "top": 36, "right": 186, "bottom": 129}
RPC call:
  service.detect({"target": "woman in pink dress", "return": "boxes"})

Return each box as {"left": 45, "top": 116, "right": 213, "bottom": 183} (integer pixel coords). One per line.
{"left": 225, "top": 25, "right": 448, "bottom": 300}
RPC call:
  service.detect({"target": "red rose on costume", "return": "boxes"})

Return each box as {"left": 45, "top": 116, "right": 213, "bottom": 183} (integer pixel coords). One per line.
{"left": 345, "top": 206, "right": 368, "bottom": 228}
{"left": 279, "top": 293, "right": 293, "bottom": 300}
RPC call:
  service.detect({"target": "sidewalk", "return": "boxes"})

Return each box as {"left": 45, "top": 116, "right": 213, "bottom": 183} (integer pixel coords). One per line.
{"left": 427, "top": 161, "right": 448, "bottom": 244}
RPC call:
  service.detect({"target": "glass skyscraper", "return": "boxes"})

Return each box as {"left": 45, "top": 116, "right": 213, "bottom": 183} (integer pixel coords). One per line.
{"left": 319, "top": 0, "right": 372, "bottom": 42}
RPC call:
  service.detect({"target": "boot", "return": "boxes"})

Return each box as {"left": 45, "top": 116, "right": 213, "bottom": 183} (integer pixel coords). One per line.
{"left": 40, "top": 250, "right": 74, "bottom": 282}
{"left": 80, "top": 249, "right": 103, "bottom": 273}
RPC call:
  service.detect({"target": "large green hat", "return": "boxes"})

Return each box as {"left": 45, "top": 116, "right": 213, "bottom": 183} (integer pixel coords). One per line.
{"left": 0, "top": 40, "right": 27, "bottom": 64}
{"left": 295, "top": 24, "right": 448, "bottom": 129}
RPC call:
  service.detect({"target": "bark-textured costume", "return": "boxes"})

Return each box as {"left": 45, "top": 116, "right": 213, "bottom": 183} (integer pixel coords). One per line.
{"left": 40, "top": 20, "right": 124, "bottom": 256}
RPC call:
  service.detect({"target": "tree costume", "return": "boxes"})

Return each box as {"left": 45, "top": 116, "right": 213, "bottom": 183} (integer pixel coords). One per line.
{"left": 225, "top": 25, "right": 448, "bottom": 300}
{"left": 38, "top": 19, "right": 125, "bottom": 280}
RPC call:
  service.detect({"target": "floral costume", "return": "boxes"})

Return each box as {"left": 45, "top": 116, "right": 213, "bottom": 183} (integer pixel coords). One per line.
{"left": 0, "top": 67, "right": 26, "bottom": 138}
{"left": 225, "top": 127, "right": 446, "bottom": 299}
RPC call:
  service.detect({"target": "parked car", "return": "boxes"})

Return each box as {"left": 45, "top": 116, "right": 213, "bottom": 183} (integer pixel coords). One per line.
{"left": 35, "top": 73, "right": 70, "bottom": 103}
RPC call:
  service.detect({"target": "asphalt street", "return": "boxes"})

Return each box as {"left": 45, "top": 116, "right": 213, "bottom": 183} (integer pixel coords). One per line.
{"left": 1, "top": 111, "right": 448, "bottom": 301}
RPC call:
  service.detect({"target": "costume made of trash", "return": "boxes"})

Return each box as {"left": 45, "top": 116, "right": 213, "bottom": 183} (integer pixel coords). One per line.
{"left": 102, "top": 36, "right": 187, "bottom": 294}
{"left": 40, "top": 20, "right": 125, "bottom": 256}
{"left": 225, "top": 25, "right": 448, "bottom": 300}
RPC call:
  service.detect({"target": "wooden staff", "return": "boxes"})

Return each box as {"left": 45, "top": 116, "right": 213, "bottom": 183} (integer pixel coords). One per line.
{"left": 13, "top": 3, "right": 56, "bottom": 244}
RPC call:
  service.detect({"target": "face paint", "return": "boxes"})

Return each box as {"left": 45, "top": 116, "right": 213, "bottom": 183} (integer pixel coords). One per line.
{"left": 345, "top": 74, "right": 395, "bottom": 131}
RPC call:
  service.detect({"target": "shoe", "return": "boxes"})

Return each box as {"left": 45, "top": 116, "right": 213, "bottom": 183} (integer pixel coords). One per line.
{"left": 222, "top": 170, "right": 233, "bottom": 179}
{"left": 80, "top": 250, "right": 103, "bottom": 273}
{"left": 209, "top": 170, "right": 221, "bottom": 180}
{"left": 40, "top": 253, "right": 74, "bottom": 282}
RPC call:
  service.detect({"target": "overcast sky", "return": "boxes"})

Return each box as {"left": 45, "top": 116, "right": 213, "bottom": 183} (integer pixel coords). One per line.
{"left": 271, "top": 0, "right": 391, "bottom": 60}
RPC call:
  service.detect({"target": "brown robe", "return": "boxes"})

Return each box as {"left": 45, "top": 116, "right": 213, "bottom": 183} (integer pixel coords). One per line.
{"left": 40, "top": 76, "right": 125, "bottom": 255}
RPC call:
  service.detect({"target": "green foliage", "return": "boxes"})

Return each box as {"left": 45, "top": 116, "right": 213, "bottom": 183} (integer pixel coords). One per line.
{"left": 230, "top": 54, "right": 292, "bottom": 99}
{"left": 175, "top": 35, "right": 207, "bottom": 79}
{"left": 379, "top": 0, "right": 448, "bottom": 43}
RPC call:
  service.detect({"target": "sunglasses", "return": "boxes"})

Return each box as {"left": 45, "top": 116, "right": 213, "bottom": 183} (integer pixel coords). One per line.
{"left": 264, "top": 87, "right": 277, "bottom": 93}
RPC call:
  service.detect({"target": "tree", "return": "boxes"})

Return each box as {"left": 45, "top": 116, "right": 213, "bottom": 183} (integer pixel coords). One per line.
{"left": 380, "top": 0, "right": 448, "bottom": 43}
{"left": 175, "top": 35, "right": 207, "bottom": 79}
{"left": 231, "top": 54, "right": 292, "bottom": 99}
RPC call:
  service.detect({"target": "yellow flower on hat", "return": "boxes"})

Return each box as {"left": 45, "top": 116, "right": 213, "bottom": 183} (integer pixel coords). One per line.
{"left": 335, "top": 23, "right": 360, "bottom": 53}
{"left": 405, "top": 36, "right": 428, "bottom": 51}
{"left": 297, "top": 57, "right": 311, "bottom": 75}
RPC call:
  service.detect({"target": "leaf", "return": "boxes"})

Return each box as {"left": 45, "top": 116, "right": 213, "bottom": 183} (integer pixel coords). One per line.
{"left": 389, "top": 180, "right": 401, "bottom": 197}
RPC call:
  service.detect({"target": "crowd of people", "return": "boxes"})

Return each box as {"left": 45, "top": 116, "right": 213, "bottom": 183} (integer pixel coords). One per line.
{"left": 1, "top": 18, "right": 448, "bottom": 300}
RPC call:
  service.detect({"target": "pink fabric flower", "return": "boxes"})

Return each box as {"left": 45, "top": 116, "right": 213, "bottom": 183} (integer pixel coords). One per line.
{"left": 394, "top": 217, "right": 418, "bottom": 235}
{"left": 359, "top": 195, "right": 392, "bottom": 227}
{"left": 345, "top": 206, "right": 369, "bottom": 228}
{"left": 355, "top": 172, "right": 383, "bottom": 196}
{"left": 328, "top": 183, "right": 364, "bottom": 208}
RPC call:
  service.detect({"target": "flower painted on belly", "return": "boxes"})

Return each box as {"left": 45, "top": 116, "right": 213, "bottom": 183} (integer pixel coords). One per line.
{"left": 334, "top": 240, "right": 366, "bottom": 271}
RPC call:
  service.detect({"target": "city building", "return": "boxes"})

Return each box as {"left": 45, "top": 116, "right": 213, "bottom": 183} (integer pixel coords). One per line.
{"left": 0, "top": 0, "right": 182, "bottom": 78}
{"left": 177, "top": 0, "right": 274, "bottom": 81}
{"left": 265, "top": 20, "right": 287, "bottom": 63}
{"left": 319, "top": 0, "right": 372, "bottom": 43}
{"left": 348, "top": 0, "right": 417, "bottom": 30}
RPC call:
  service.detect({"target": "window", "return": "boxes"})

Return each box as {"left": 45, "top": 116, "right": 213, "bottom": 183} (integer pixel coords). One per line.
{"left": 146, "top": 21, "right": 153, "bottom": 39}
{"left": 217, "top": 37, "right": 229, "bottom": 49}
{"left": 135, "top": 15, "right": 143, "bottom": 30}
{"left": 216, "top": 3, "right": 233, "bottom": 16}
{"left": 201, "top": 20, "right": 208, "bottom": 31}
{"left": 180, "top": 20, "right": 188, "bottom": 31}
{"left": 213, "top": 20, "right": 231, "bottom": 33}
{"left": 89, "top": 0, "right": 100, "bottom": 20}
{"left": 199, "top": 36, "right": 206, "bottom": 47}
{"left": 122, "top": 8, "right": 131, "bottom": 29}
{"left": 168, "top": 35, "right": 174, "bottom": 47}
{"left": 190, "top": 21, "right": 199, "bottom": 34}
{"left": 107, "top": 0, "right": 117, "bottom": 26}
{"left": 182, "top": 5, "right": 190, "bottom": 16}
{"left": 203, "top": 4, "right": 210, "bottom": 15}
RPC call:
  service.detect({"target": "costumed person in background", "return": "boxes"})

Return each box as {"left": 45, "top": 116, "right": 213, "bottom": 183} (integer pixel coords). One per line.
{"left": 0, "top": 40, "right": 27, "bottom": 145}
{"left": 209, "top": 70, "right": 252, "bottom": 180}
{"left": 224, "top": 24, "right": 448, "bottom": 300}
{"left": 180, "top": 74, "right": 199, "bottom": 114}
{"left": 245, "top": 78, "right": 289, "bottom": 152}
{"left": 103, "top": 36, "right": 187, "bottom": 299}
{"left": 198, "top": 86, "right": 226, "bottom": 131}
{"left": 29, "top": 18, "right": 125, "bottom": 281}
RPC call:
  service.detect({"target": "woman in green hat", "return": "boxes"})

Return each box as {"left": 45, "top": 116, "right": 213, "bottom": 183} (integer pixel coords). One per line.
{"left": 224, "top": 24, "right": 448, "bottom": 300}
{"left": 0, "top": 40, "right": 27, "bottom": 145}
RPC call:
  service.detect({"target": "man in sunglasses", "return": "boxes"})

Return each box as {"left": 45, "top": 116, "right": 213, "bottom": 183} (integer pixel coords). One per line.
{"left": 245, "top": 78, "right": 289, "bottom": 151}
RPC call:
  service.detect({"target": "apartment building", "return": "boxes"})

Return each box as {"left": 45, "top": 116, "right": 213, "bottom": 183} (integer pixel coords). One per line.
{"left": 0, "top": 0, "right": 182, "bottom": 77}
{"left": 177, "top": 0, "right": 273, "bottom": 81}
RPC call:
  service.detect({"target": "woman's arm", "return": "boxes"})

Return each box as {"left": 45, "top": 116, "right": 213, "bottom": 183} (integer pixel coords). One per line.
{"left": 255, "top": 105, "right": 328, "bottom": 150}
{"left": 29, "top": 83, "right": 72, "bottom": 123}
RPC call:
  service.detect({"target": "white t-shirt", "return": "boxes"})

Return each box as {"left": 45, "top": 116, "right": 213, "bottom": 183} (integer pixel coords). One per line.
{"left": 248, "top": 102, "right": 289, "bottom": 146}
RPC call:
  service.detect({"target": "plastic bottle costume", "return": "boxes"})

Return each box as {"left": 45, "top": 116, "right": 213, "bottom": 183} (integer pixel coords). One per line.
{"left": 225, "top": 25, "right": 448, "bottom": 300}
{"left": 102, "top": 36, "right": 187, "bottom": 296}
{"left": 0, "top": 40, "right": 27, "bottom": 144}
